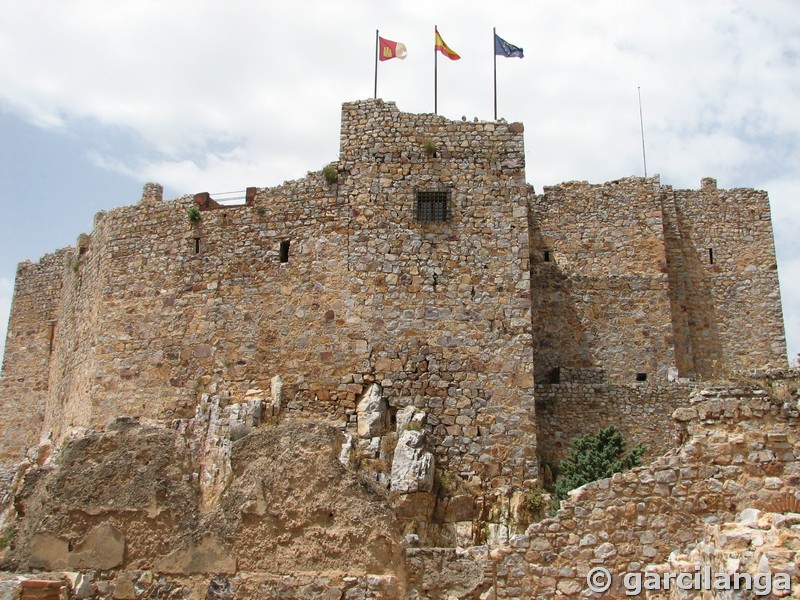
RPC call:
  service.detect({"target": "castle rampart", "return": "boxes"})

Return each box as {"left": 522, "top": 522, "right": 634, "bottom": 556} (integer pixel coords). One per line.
{"left": 0, "top": 99, "right": 788, "bottom": 504}
{"left": 528, "top": 176, "right": 786, "bottom": 385}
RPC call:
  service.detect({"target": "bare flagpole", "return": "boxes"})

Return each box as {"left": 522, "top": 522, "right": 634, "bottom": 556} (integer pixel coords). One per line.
{"left": 374, "top": 30, "right": 379, "bottom": 100}
{"left": 638, "top": 85, "right": 648, "bottom": 177}
{"left": 493, "top": 27, "right": 498, "bottom": 120}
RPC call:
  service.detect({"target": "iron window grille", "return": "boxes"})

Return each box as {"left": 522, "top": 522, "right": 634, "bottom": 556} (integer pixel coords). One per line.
{"left": 416, "top": 190, "right": 451, "bottom": 222}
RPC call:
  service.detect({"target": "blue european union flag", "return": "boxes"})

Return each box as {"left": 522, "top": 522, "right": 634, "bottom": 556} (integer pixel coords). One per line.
{"left": 494, "top": 34, "right": 524, "bottom": 58}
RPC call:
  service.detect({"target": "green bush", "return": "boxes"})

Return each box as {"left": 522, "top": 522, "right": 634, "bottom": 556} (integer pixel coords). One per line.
{"left": 322, "top": 164, "right": 339, "bottom": 185}
{"left": 553, "top": 426, "right": 644, "bottom": 503}
{"left": 522, "top": 487, "right": 547, "bottom": 518}
{"left": 422, "top": 138, "right": 438, "bottom": 157}
{"left": 187, "top": 205, "right": 202, "bottom": 223}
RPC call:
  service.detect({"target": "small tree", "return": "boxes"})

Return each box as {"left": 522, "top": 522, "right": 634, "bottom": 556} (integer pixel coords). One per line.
{"left": 554, "top": 426, "right": 644, "bottom": 503}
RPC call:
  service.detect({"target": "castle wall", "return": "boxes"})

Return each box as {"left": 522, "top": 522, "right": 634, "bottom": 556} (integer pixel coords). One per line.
{"left": 664, "top": 178, "right": 786, "bottom": 377}
{"left": 0, "top": 100, "right": 789, "bottom": 499}
{"left": 529, "top": 176, "right": 787, "bottom": 384}
{"left": 338, "top": 100, "right": 537, "bottom": 485}
{"left": 493, "top": 381, "right": 800, "bottom": 598}
{"left": 0, "top": 249, "right": 70, "bottom": 473}
{"left": 535, "top": 376, "right": 692, "bottom": 471}
{"left": 28, "top": 99, "right": 538, "bottom": 488}
{"left": 529, "top": 177, "right": 677, "bottom": 384}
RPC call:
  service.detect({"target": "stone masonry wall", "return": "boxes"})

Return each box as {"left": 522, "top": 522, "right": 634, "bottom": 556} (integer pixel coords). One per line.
{"left": 529, "top": 177, "right": 677, "bottom": 384}
{"left": 491, "top": 376, "right": 800, "bottom": 598}
{"left": 535, "top": 379, "right": 693, "bottom": 470}
{"left": 0, "top": 249, "right": 70, "bottom": 483}
{"left": 665, "top": 178, "right": 787, "bottom": 377}
{"left": 4, "top": 99, "right": 537, "bottom": 492}
{"left": 529, "top": 175, "right": 787, "bottom": 385}
{"left": 338, "top": 100, "right": 537, "bottom": 485}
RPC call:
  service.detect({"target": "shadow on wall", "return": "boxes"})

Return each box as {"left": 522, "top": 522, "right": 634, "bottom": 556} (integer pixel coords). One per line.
{"left": 671, "top": 208, "right": 723, "bottom": 379}
{"left": 528, "top": 216, "right": 594, "bottom": 383}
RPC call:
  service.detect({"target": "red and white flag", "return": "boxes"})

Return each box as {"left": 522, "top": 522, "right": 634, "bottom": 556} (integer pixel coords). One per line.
{"left": 379, "top": 36, "right": 408, "bottom": 61}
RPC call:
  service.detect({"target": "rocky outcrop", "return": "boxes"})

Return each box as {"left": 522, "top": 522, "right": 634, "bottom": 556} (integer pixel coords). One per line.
{"left": 391, "top": 429, "right": 434, "bottom": 494}
{"left": 645, "top": 509, "right": 799, "bottom": 599}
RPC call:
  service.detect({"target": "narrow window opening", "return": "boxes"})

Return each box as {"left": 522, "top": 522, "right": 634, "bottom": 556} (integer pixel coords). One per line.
{"left": 48, "top": 321, "right": 56, "bottom": 355}
{"left": 193, "top": 238, "right": 201, "bottom": 254}
{"left": 543, "top": 250, "right": 551, "bottom": 263}
{"left": 708, "top": 248, "right": 714, "bottom": 265}
{"left": 636, "top": 372, "right": 648, "bottom": 382}
{"left": 549, "top": 367, "right": 561, "bottom": 384}
{"left": 279, "top": 240, "right": 290, "bottom": 263}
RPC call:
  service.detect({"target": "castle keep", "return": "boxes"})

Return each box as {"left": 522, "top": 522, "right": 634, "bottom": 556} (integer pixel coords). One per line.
{"left": 0, "top": 99, "right": 792, "bottom": 598}
{"left": 0, "top": 99, "right": 787, "bottom": 485}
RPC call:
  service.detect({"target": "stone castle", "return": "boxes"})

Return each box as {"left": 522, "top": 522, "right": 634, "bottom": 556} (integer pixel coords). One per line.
{"left": 0, "top": 99, "right": 794, "bottom": 599}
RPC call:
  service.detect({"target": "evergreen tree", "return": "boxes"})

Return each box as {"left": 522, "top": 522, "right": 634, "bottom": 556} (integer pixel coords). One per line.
{"left": 554, "top": 426, "right": 645, "bottom": 503}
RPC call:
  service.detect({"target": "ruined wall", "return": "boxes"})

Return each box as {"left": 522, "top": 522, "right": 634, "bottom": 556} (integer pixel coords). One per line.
{"left": 535, "top": 374, "right": 693, "bottom": 470}
{"left": 492, "top": 377, "right": 800, "bottom": 598}
{"left": 529, "top": 177, "right": 677, "bottom": 384}
{"left": 664, "top": 178, "right": 786, "bottom": 377}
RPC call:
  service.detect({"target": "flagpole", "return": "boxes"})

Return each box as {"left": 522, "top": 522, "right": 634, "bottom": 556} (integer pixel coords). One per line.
{"left": 434, "top": 26, "right": 438, "bottom": 114}
{"left": 374, "top": 30, "right": 379, "bottom": 100}
{"left": 638, "top": 85, "right": 648, "bottom": 177}
{"left": 493, "top": 27, "right": 498, "bottom": 120}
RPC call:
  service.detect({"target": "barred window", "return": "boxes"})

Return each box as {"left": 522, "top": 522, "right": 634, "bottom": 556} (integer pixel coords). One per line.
{"left": 416, "top": 190, "right": 450, "bottom": 222}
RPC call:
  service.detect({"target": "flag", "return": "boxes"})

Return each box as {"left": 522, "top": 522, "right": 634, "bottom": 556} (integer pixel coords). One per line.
{"left": 379, "top": 36, "right": 407, "bottom": 61}
{"left": 495, "top": 33, "right": 523, "bottom": 58}
{"left": 435, "top": 27, "right": 460, "bottom": 60}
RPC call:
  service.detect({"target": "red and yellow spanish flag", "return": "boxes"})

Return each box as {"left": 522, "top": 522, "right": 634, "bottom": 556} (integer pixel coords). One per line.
{"left": 435, "top": 27, "right": 460, "bottom": 60}
{"left": 379, "top": 36, "right": 407, "bottom": 61}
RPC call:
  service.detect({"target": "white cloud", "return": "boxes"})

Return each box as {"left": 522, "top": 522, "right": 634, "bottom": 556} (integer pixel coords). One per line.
{"left": 0, "top": 0, "right": 798, "bottom": 361}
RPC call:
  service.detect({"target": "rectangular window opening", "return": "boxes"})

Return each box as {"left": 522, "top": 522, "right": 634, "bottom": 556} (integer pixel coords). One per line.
{"left": 48, "top": 321, "right": 56, "bottom": 355}
{"left": 193, "top": 238, "right": 201, "bottom": 254}
{"left": 708, "top": 248, "right": 714, "bottom": 265}
{"left": 279, "top": 240, "right": 290, "bottom": 263}
{"left": 636, "top": 372, "right": 648, "bottom": 382}
{"left": 543, "top": 250, "right": 551, "bottom": 263}
{"left": 416, "top": 190, "right": 450, "bottom": 223}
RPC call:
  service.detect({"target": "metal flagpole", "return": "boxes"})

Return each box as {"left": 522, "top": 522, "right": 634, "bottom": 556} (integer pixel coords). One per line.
{"left": 493, "top": 27, "right": 498, "bottom": 120}
{"left": 638, "top": 85, "right": 648, "bottom": 177}
{"left": 434, "top": 26, "right": 438, "bottom": 113}
{"left": 374, "top": 30, "right": 379, "bottom": 100}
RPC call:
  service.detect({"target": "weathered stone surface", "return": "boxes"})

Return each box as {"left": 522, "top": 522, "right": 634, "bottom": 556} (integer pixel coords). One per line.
{"left": 28, "top": 533, "right": 69, "bottom": 569}
{"left": 156, "top": 535, "right": 236, "bottom": 575}
{"left": 391, "top": 430, "right": 434, "bottom": 494}
{"left": 70, "top": 523, "right": 125, "bottom": 570}
{"left": 356, "top": 384, "right": 387, "bottom": 439}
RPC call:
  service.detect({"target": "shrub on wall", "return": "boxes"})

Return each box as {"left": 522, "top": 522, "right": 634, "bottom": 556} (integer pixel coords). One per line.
{"left": 187, "top": 205, "right": 202, "bottom": 223}
{"left": 422, "top": 138, "right": 438, "bottom": 157}
{"left": 553, "top": 426, "right": 644, "bottom": 503}
{"left": 322, "top": 164, "right": 339, "bottom": 185}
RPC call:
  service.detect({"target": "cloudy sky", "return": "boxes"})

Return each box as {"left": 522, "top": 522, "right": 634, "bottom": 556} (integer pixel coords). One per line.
{"left": 0, "top": 0, "right": 798, "bottom": 365}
